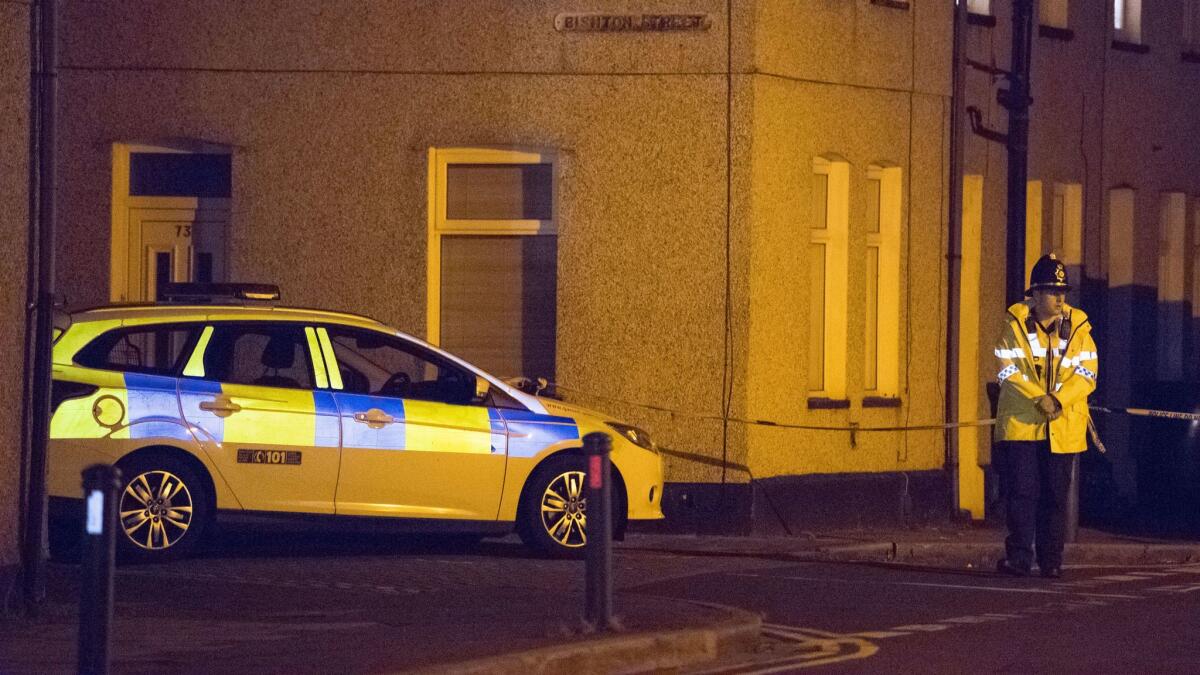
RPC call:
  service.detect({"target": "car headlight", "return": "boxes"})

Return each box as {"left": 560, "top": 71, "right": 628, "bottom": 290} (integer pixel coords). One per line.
{"left": 605, "top": 422, "right": 658, "bottom": 453}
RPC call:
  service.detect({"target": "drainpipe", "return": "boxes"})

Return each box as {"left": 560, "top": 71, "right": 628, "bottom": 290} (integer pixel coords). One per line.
{"left": 945, "top": 0, "right": 966, "bottom": 517}
{"left": 1005, "top": 0, "right": 1034, "bottom": 305}
{"left": 21, "top": 0, "right": 58, "bottom": 616}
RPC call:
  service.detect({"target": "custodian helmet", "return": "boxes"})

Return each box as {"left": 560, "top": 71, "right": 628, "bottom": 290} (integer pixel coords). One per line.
{"left": 1025, "top": 253, "right": 1070, "bottom": 296}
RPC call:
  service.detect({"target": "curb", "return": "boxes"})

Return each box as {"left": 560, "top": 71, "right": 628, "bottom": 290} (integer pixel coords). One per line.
{"left": 623, "top": 538, "right": 1200, "bottom": 568}
{"left": 411, "top": 607, "right": 762, "bottom": 675}
{"left": 809, "top": 541, "right": 1200, "bottom": 566}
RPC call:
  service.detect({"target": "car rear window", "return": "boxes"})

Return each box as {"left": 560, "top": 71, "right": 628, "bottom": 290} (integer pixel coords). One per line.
{"left": 75, "top": 325, "right": 199, "bottom": 376}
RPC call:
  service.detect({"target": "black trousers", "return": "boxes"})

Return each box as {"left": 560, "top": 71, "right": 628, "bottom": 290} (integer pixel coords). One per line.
{"left": 998, "top": 439, "right": 1075, "bottom": 570}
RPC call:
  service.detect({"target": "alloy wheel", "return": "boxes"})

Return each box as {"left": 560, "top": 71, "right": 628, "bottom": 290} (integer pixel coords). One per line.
{"left": 119, "top": 470, "right": 194, "bottom": 550}
{"left": 539, "top": 470, "right": 588, "bottom": 548}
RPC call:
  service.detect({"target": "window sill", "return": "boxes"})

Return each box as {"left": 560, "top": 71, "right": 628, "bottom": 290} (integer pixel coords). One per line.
{"left": 807, "top": 397, "right": 850, "bottom": 410}
{"left": 869, "top": 0, "right": 910, "bottom": 10}
{"left": 1182, "top": 50, "right": 1200, "bottom": 64}
{"left": 1038, "top": 25, "right": 1074, "bottom": 41}
{"left": 862, "top": 396, "right": 902, "bottom": 409}
{"left": 967, "top": 13, "right": 996, "bottom": 28}
{"left": 1111, "top": 40, "right": 1150, "bottom": 54}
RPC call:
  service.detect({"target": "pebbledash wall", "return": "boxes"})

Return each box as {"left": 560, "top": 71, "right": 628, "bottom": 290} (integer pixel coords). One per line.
{"left": 53, "top": 0, "right": 953, "bottom": 533}
{"left": 53, "top": 1, "right": 955, "bottom": 532}
{"left": 1, "top": 0, "right": 31, "bottom": 598}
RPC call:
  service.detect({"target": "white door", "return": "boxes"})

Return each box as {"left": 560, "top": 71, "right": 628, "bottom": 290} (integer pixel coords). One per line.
{"left": 127, "top": 207, "right": 228, "bottom": 302}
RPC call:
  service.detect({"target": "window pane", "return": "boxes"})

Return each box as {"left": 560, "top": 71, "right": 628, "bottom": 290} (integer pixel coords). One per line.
{"left": 153, "top": 251, "right": 172, "bottom": 302}
{"left": 329, "top": 328, "right": 475, "bottom": 404}
{"left": 812, "top": 174, "right": 828, "bottom": 230}
{"left": 440, "top": 235, "right": 557, "bottom": 381}
{"left": 1040, "top": 0, "right": 1068, "bottom": 28}
{"left": 77, "top": 326, "right": 197, "bottom": 376}
{"left": 865, "top": 247, "right": 879, "bottom": 391}
{"left": 867, "top": 179, "right": 881, "bottom": 234}
{"left": 130, "top": 152, "right": 231, "bottom": 198}
{"left": 446, "top": 164, "right": 552, "bottom": 220}
{"left": 1189, "top": 1, "right": 1200, "bottom": 45}
{"left": 809, "top": 243, "right": 826, "bottom": 392}
{"left": 1052, "top": 192, "right": 1065, "bottom": 254}
{"left": 202, "top": 325, "right": 313, "bottom": 389}
{"left": 966, "top": 0, "right": 990, "bottom": 15}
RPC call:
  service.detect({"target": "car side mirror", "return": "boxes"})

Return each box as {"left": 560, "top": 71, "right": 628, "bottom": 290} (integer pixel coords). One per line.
{"left": 475, "top": 376, "right": 490, "bottom": 401}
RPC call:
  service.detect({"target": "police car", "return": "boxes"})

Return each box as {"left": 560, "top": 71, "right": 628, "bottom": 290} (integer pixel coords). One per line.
{"left": 48, "top": 284, "right": 664, "bottom": 560}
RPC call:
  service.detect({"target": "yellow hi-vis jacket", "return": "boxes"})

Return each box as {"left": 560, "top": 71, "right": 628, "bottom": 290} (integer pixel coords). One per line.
{"left": 993, "top": 301, "right": 1098, "bottom": 453}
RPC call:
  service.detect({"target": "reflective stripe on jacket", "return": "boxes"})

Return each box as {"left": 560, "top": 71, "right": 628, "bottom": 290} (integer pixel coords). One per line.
{"left": 993, "top": 301, "right": 1098, "bottom": 453}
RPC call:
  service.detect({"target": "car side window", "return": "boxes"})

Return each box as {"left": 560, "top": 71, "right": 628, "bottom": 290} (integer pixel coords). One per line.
{"left": 325, "top": 327, "right": 475, "bottom": 405}
{"left": 200, "top": 324, "right": 315, "bottom": 389}
{"left": 75, "top": 325, "right": 199, "bottom": 376}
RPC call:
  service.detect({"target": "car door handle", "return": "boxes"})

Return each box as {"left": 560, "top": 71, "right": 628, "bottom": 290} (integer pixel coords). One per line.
{"left": 199, "top": 395, "right": 242, "bottom": 418}
{"left": 353, "top": 408, "right": 397, "bottom": 429}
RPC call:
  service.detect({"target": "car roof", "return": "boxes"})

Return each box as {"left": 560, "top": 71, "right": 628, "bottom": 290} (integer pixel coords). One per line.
{"left": 68, "top": 303, "right": 388, "bottom": 330}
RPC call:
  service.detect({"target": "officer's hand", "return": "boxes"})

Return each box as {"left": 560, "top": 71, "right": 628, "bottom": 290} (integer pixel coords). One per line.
{"left": 1036, "top": 395, "right": 1061, "bottom": 420}
{"left": 1036, "top": 393, "right": 1056, "bottom": 415}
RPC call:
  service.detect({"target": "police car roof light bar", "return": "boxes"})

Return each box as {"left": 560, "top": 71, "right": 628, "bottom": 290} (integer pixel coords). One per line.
{"left": 159, "top": 282, "right": 281, "bottom": 304}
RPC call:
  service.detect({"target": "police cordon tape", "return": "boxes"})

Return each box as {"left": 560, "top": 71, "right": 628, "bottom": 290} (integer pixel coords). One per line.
{"left": 533, "top": 381, "right": 1200, "bottom": 466}
{"left": 1089, "top": 406, "right": 1200, "bottom": 422}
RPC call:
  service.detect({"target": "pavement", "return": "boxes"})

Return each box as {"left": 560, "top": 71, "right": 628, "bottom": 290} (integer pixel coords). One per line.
{"left": 1, "top": 522, "right": 1197, "bottom": 674}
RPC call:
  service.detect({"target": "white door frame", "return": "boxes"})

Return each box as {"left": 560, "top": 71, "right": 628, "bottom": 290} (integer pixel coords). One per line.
{"left": 110, "top": 142, "right": 232, "bottom": 302}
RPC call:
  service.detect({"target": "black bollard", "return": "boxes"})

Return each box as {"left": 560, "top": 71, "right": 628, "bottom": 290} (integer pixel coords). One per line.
{"left": 78, "top": 464, "right": 122, "bottom": 675}
{"left": 583, "top": 432, "right": 613, "bottom": 630}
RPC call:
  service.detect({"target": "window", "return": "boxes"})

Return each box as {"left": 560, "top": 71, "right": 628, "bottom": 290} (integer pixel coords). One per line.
{"left": 1157, "top": 193, "right": 1187, "bottom": 380}
{"left": 864, "top": 165, "right": 902, "bottom": 397}
{"left": 76, "top": 325, "right": 199, "bottom": 375}
{"left": 965, "top": 0, "right": 990, "bottom": 15}
{"left": 1106, "top": 187, "right": 1136, "bottom": 286}
{"left": 429, "top": 148, "right": 558, "bottom": 382}
{"left": 197, "top": 324, "right": 315, "bottom": 389}
{"left": 1114, "top": 0, "right": 1143, "bottom": 43}
{"left": 1051, "top": 183, "right": 1083, "bottom": 269}
{"left": 809, "top": 155, "right": 850, "bottom": 399}
{"left": 325, "top": 327, "right": 478, "bottom": 405}
{"left": 1040, "top": 0, "right": 1069, "bottom": 29}
{"left": 960, "top": 0, "right": 994, "bottom": 25}
{"left": 129, "top": 152, "right": 231, "bottom": 198}
{"left": 1025, "top": 181, "right": 1044, "bottom": 283}
{"left": 1186, "top": 1, "right": 1200, "bottom": 48}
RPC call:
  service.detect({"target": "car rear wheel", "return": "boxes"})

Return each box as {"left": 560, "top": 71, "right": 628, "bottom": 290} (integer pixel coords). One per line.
{"left": 518, "top": 455, "right": 597, "bottom": 558}
{"left": 116, "top": 455, "right": 210, "bottom": 562}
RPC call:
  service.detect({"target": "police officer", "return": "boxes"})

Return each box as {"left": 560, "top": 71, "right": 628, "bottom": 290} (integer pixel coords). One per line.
{"left": 994, "top": 254, "right": 1099, "bottom": 579}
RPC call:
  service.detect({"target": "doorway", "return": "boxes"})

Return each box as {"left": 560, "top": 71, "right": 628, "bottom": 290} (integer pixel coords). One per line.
{"left": 111, "top": 144, "right": 231, "bottom": 302}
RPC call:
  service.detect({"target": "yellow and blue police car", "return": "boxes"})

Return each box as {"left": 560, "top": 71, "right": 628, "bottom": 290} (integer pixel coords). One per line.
{"left": 48, "top": 284, "right": 663, "bottom": 560}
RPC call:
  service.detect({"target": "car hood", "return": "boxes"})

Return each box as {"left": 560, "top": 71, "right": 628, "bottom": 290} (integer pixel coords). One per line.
{"left": 535, "top": 397, "right": 612, "bottom": 426}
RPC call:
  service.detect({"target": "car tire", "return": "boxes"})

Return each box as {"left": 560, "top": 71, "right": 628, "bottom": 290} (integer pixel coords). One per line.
{"left": 115, "top": 454, "right": 211, "bottom": 563}
{"left": 518, "top": 455, "right": 603, "bottom": 558}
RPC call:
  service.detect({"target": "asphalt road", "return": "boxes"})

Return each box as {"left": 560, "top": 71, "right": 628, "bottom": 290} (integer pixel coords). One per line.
{"left": 160, "top": 530, "right": 1200, "bottom": 673}
{"left": 642, "top": 558, "right": 1200, "bottom": 674}
{"left": 11, "top": 529, "right": 1200, "bottom": 673}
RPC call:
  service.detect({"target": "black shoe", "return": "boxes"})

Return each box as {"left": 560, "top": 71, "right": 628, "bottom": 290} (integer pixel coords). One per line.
{"left": 996, "top": 558, "right": 1031, "bottom": 577}
{"left": 1040, "top": 566, "right": 1063, "bottom": 579}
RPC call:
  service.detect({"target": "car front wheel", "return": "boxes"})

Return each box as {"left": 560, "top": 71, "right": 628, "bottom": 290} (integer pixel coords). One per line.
{"left": 519, "top": 455, "right": 600, "bottom": 558}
